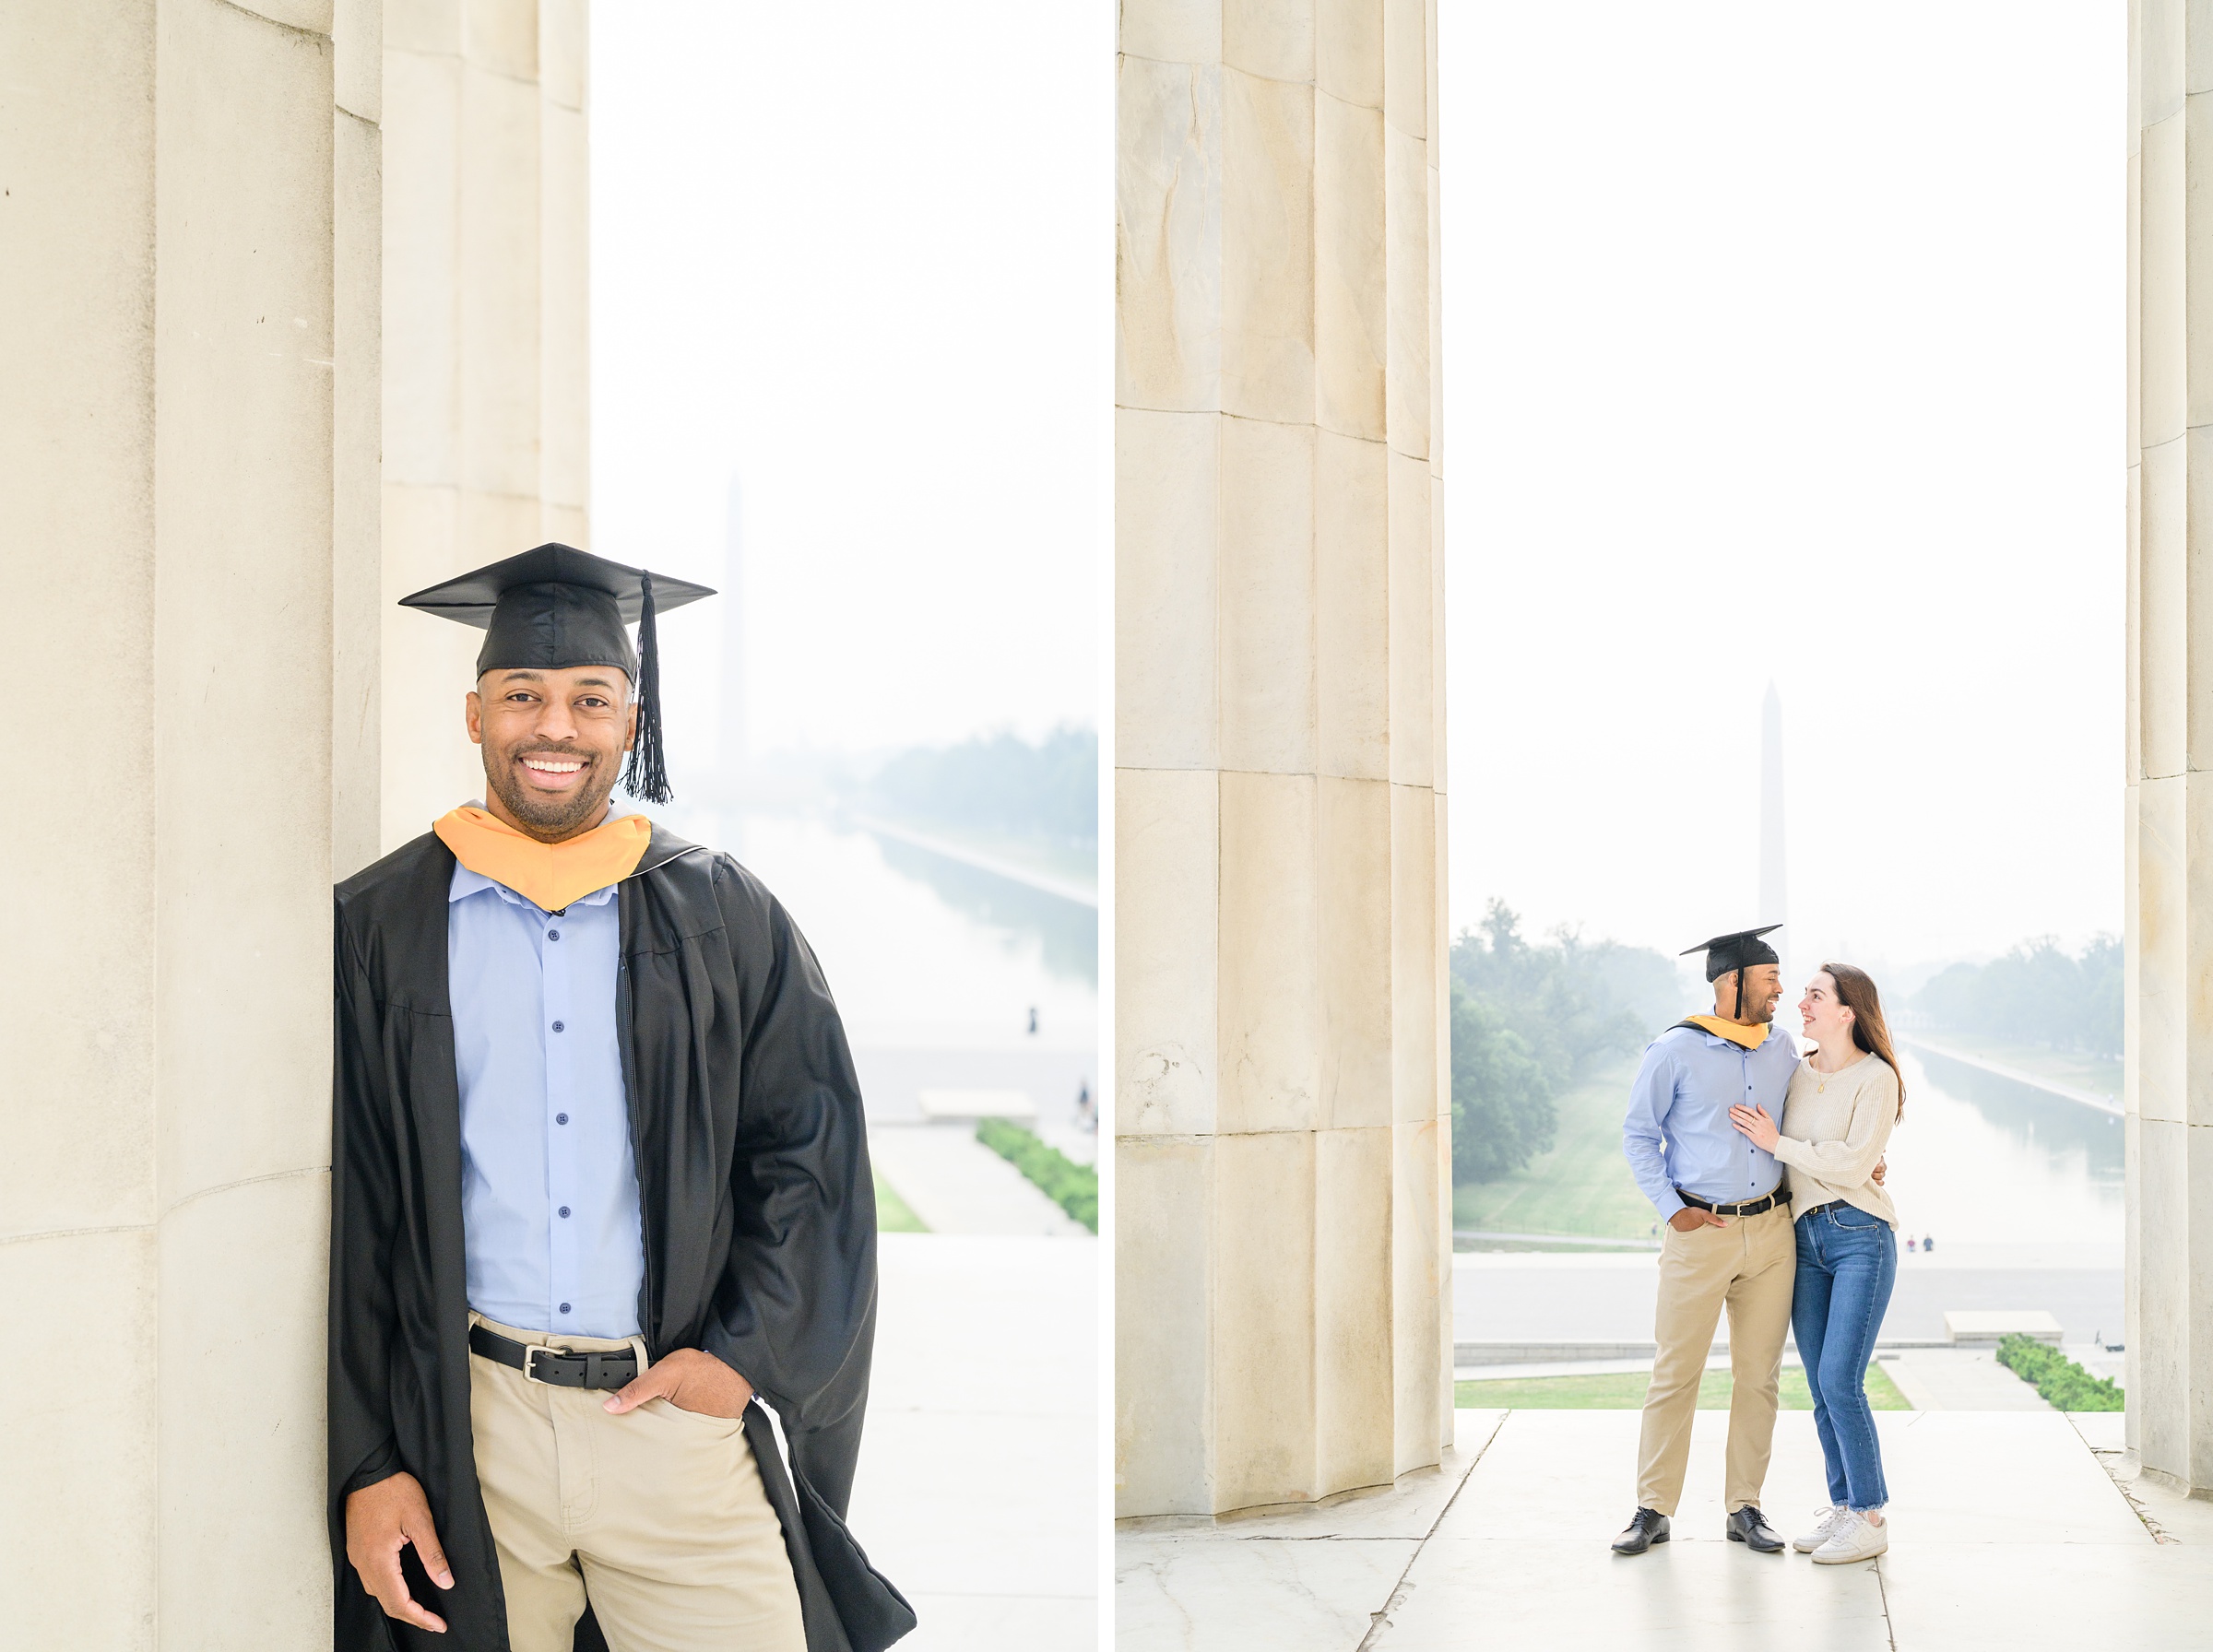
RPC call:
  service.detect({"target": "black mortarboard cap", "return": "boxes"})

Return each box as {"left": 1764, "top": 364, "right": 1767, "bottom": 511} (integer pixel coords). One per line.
{"left": 1681, "top": 925, "right": 1782, "bottom": 982}
{"left": 397, "top": 543, "right": 715, "bottom": 805}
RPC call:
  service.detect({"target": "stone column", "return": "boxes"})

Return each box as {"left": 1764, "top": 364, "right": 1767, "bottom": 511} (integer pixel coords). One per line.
{"left": 0, "top": 0, "right": 383, "bottom": 1639}
{"left": 2125, "top": 0, "right": 2213, "bottom": 1495}
{"left": 1115, "top": 0, "right": 1450, "bottom": 1516}
{"left": 380, "top": 0, "right": 591, "bottom": 850}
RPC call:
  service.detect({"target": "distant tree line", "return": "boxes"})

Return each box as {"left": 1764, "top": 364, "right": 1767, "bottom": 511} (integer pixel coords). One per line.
{"left": 868, "top": 726, "right": 1097, "bottom": 845}
{"left": 1450, "top": 902, "right": 1686, "bottom": 1185}
{"left": 1911, "top": 936, "right": 2121, "bottom": 1057}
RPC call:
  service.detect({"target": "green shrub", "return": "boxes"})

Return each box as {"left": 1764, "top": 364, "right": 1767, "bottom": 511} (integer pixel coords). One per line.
{"left": 976, "top": 1118, "right": 1097, "bottom": 1233}
{"left": 1995, "top": 1333, "right": 2125, "bottom": 1411}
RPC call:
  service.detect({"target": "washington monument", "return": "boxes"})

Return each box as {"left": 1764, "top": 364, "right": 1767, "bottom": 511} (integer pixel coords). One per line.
{"left": 1760, "top": 681, "right": 1788, "bottom": 981}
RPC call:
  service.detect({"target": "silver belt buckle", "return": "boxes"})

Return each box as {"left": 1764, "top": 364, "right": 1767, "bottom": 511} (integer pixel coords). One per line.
{"left": 523, "top": 1344, "right": 564, "bottom": 1386}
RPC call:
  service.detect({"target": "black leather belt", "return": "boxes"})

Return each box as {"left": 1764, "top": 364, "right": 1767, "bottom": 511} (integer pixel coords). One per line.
{"left": 1798, "top": 1199, "right": 1848, "bottom": 1220}
{"left": 1677, "top": 1186, "right": 1791, "bottom": 1218}
{"left": 468, "top": 1324, "right": 639, "bottom": 1390}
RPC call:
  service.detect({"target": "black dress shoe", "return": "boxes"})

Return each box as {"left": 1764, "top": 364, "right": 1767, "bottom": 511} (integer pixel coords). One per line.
{"left": 1727, "top": 1504, "right": 1785, "bottom": 1552}
{"left": 1612, "top": 1507, "right": 1671, "bottom": 1555}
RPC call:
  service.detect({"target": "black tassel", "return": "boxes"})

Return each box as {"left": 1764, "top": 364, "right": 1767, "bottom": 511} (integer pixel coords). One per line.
{"left": 622, "top": 570, "right": 673, "bottom": 804}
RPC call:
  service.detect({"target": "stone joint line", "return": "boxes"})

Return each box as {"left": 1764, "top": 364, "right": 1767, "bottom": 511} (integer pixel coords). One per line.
{"left": 1113, "top": 406, "right": 1430, "bottom": 465}
{"left": 383, "top": 43, "right": 577, "bottom": 102}
{"left": 210, "top": 0, "right": 330, "bottom": 44}
{"left": 1353, "top": 1410, "right": 1506, "bottom": 1651}
{"left": 3, "top": 1162, "right": 334, "bottom": 1248}
{"left": 1114, "top": 49, "right": 1422, "bottom": 123}
{"left": 160, "top": 1162, "right": 329, "bottom": 1222}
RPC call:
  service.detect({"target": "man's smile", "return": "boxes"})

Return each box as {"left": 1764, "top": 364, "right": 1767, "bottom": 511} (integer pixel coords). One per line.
{"left": 518, "top": 753, "right": 590, "bottom": 786}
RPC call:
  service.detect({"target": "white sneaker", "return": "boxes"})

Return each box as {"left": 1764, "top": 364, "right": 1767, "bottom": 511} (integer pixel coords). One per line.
{"left": 1811, "top": 1511, "right": 1889, "bottom": 1564}
{"left": 1793, "top": 1504, "right": 1849, "bottom": 1553}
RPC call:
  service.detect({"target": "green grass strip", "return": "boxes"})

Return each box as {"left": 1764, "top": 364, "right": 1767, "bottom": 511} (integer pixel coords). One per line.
{"left": 1452, "top": 1057, "right": 1664, "bottom": 1241}
{"left": 976, "top": 1118, "right": 1097, "bottom": 1233}
{"left": 1994, "top": 1333, "right": 2124, "bottom": 1411}
{"left": 1455, "top": 1362, "right": 1912, "bottom": 1411}
{"left": 873, "top": 1166, "right": 928, "bottom": 1233}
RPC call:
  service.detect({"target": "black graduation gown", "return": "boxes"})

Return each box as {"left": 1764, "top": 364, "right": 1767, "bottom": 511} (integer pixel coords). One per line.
{"left": 327, "top": 824, "right": 915, "bottom": 1652}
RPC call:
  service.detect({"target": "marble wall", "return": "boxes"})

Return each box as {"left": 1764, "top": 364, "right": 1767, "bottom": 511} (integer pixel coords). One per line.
{"left": 0, "top": 1, "right": 591, "bottom": 1635}
{"left": 0, "top": 0, "right": 385, "bottom": 1639}
{"left": 379, "top": 0, "right": 592, "bottom": 852}
{"left": 1116, "top": 0, "right": 1451, "bottom": 1517}
{"left": 2125, "top": 0, "right": 2213, "bottom": 1497}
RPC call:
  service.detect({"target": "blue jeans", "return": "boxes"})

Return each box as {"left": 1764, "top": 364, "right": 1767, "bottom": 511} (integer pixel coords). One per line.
{"left": 1792, "top": 1204, "right": 1897, "bottom": 1511}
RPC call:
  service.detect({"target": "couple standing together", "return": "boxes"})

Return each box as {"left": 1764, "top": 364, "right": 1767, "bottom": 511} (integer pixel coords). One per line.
{"left": 1612, "top": 926, "right": 1906, "bottom": 1566}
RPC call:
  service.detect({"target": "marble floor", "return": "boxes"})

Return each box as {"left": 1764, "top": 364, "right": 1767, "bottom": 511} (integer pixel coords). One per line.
{"left": 850, "top": 1233, "right": 1096, "bottom": 1649}
{"left": 1116, "top": 1409, "right": 2213, "bottom": 1650}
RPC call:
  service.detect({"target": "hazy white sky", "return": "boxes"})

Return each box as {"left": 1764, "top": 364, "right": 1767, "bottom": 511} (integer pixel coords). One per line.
{"left": 1438, "top": 1, "right": 2124, "bottom": 976}
{"left": 592, "top": 5, "right": 1106, "bottom": 763}
{"left": 596, "top": 5, "right": 2122, "bottom": 975}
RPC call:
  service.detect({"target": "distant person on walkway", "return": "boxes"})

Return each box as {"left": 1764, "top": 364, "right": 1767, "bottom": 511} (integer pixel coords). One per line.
{"left": 1613, "top": 926, "right": 1799, "bottom": 1558}
{"left": 327, "top": 545, "right": 912, "bottom": 1651}
{"left": 1731, "top": 962, "right": 1904, "bottom": 1565}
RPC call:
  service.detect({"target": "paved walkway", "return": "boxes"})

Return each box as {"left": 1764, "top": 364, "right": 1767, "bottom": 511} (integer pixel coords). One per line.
{"left": 1454, "top": 1249, "right": 2125, "bottom": 1347}
{"left": 1118, "top": 1409, "right": 2213, "bottom": 1649}
{"left": 870, "top": 1122, "right": 1090, "bottom": 1235}
{"left": 1880, "top": 1348, "right": 2052, "bottom": 1410}
{"left": 852, "top": 1234, "right": 1095, "bottom": 1649}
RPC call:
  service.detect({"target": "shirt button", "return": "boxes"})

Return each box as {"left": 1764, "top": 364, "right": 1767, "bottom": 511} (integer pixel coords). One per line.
{"left": 560, "top": 1302, "right": 572, "bottom": 1315}
{"left": 556, "top": 1113, "right": 570, "bottom": 1126}
{"left": 551, "top": 1021, "right": 565, "bottom": 1032}
{"left": 548, "top": 928, "right": 561, "bottom": 941}
{"left": 559, "top": 1206, "right": 572, "bottom": 1219}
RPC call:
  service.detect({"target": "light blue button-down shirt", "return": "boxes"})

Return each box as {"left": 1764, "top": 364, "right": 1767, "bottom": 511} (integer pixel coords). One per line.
{"left": 1622, "top": 1022, "right": 1801, "bottom": 1221}
{"left": 448, "top": 859, "right": 645, "bottom": 1339}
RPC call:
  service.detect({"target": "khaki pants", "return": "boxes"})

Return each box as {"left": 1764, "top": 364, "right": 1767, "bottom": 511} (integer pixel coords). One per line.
{"left": 1635, "top": 1204, "right": 1795, "bottom": 1516}
{"left": 468, "top": 1316, "right": 807, "bottom": 1652}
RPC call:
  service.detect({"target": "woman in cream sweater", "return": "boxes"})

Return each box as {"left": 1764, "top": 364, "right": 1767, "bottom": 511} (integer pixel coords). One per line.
{"left": 1730, "top": 962, "right": 1902, "bottom": 1565}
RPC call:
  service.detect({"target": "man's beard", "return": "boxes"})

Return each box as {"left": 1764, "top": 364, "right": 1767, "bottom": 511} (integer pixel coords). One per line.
{"left": 1733, "top": 974, "right": 1777, "bottom": 1025}
{"left": 487, "top": 746, "right": 616, "bottom": 840}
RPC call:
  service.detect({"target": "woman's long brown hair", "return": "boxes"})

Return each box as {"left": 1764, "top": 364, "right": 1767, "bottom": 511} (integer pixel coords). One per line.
{"left": 1822, "top": 961, "right": 1905, "bottom": 1122}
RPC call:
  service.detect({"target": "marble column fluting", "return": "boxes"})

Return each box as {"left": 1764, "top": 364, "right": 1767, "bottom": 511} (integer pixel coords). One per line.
{"left": 380, "top": 0, "right": 592, "bottom": 851}
{"left": 2126, "top": 0, "right": 2213, "bottom": 1495}
{"left": 0, "top": 0, "right": 384, "bottom": 1639}
{"left": 1117, "top": 0, "right": 1449, "bottom": 1518}
{"left": 335, "top": 0, "right": 386, "bottom": 883}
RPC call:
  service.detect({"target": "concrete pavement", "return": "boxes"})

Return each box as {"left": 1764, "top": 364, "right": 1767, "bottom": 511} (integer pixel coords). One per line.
{"left": 851, "top": 1233, "right": 1096, "bottom": 1650}
{"left": 1454, "top": 1247, "right": 2124, "bottom": 1349}
{"left": 869, "top": 1122, "right": 1090, "bottom": 1236}
{"left": 1118, "top": 1408, "right": 2208, "bottom": 1650}
{"left": 1880, "top": 1348, "right": 2053, "bottom": 1410}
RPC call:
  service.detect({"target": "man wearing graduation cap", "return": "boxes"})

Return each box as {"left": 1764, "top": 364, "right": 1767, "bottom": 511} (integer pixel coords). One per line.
{"left": 1611, "top": 926, "right": 1799, "bottom": 1558}
{"left": 327, "top": 545, "right": 913, "bottom": 1651}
